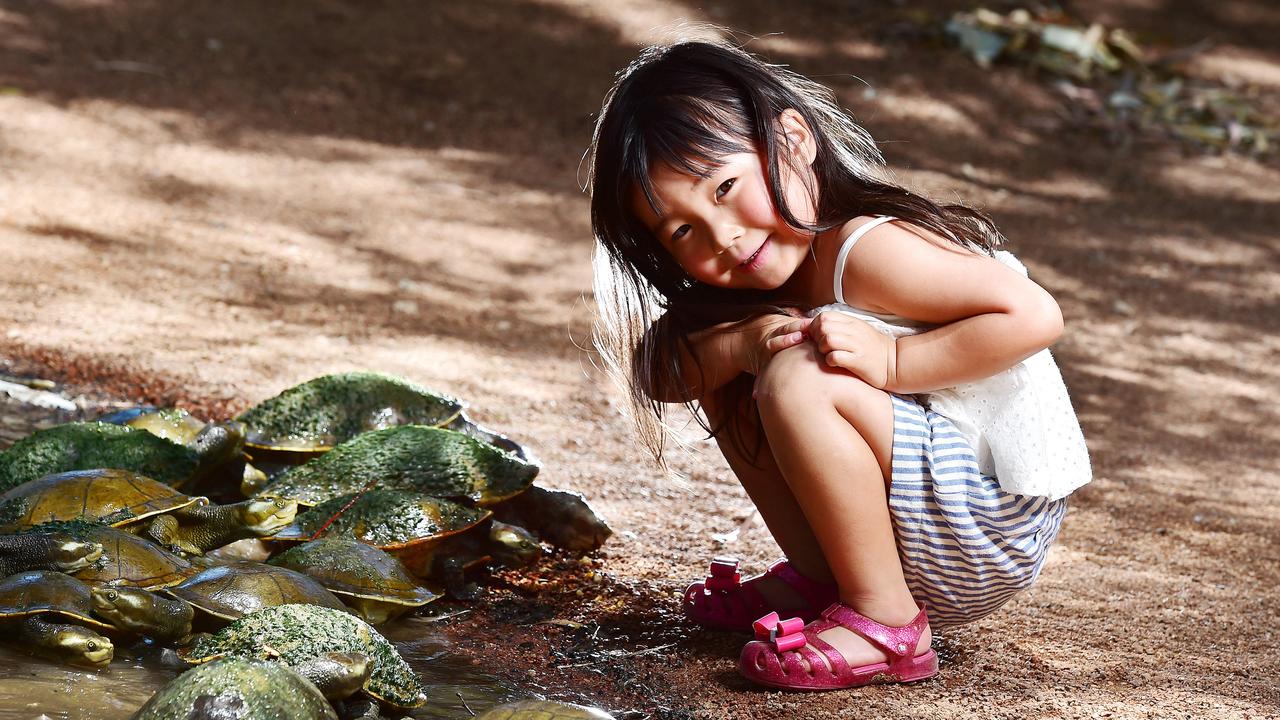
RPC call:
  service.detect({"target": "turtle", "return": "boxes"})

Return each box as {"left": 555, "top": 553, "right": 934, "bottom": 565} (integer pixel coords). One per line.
{"left": 144, "top": 495, "right": 296, "bottom": 556}
{"left": 0, "top": 530, "right": 103, "bottom": 576}
{"left": 0, "top": 570, "right": 115, "bottom": 668}
{"left": 255, "top": 425, "right": 539, "bottom": 508}
{"left": 476, "top": 700, "right": 617, "bottom": 719}
{"left": 178, "top": 603, "right": 427, "bottom": 710}
{"left": 234, "top": 371, "right": 532, "bottom": 464}
{"left": 268, "top": 489, "right": 541, "bottom": 597}
{"left": 0, "top": 469, "right": 295, "bottom": 556}
{"left": 267, "top": 537, "right": 441, "bottom": 624}
{"left": 17, "top": 518, "right": 194, "bottom": 589}
{"left": 0, "top": 422, "right": 202, "bottom": 492}
{"left": 129, "top": 655, "right": 367, "bottom": 720}
{"left": 99, "top": 406, "right": 269, "bottom": 499}
{"left": 90, "top": 561, "right": 349, "bottom": 642}
{"left": 0, "top": 468, "right": 203, "bottom": 531}
{"left": 490, "top": 485, "right": 613, "bottom": 554}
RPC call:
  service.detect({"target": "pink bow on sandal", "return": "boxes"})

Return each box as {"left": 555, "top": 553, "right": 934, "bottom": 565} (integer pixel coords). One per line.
{"left": 683, "top": 556, "right": 839, "bottom": 632}
{"left": 740, "top": 601, "right": 939, "bottom": 691}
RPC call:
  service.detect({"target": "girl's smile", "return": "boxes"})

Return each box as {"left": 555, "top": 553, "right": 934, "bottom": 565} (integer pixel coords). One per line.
{"left": 630, "top": 147, "right": 819, "bottom": 293}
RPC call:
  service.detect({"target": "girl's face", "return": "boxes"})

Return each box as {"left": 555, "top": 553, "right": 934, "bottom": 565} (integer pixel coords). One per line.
{"left": 630, "top": 117, "right": 819, "bottom": 292}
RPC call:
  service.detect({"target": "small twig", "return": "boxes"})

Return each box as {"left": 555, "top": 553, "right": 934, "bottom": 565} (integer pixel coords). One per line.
{"left": 457, "top": 692, "right": 475, "bottom": 717}
{"left": 416, "top": 609, "right": 472, "bottom": 623}
{"left": 555, "top": 641, "right": 677, "bottom": 669}
{"left": 92, "top": 60, "right": 167, "bottom": 77}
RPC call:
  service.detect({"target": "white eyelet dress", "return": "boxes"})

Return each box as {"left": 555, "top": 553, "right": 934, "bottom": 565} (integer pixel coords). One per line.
{"left": 808, "top": 216, "right": 1090, "bottom": 627}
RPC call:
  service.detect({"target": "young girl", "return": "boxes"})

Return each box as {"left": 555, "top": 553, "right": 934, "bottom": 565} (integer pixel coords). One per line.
{"left": 587, "top": 39, "right": 1090, "bottom": 691}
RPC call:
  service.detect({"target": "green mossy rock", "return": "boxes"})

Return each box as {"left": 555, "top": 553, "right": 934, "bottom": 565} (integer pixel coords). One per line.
{"left": 180, "top": 603, "right": 426, "bottom": 710}
{"left": 256, "top": 426, "right": 538, "bottom": 507}
{"left": 236, "top": 372, "right": 463, "bottom": 452}
{"left": 0, "top": 423, "right": 200, "bottom": 493}
{"left": 131, "top": 656, "right": 338, "bottom": 720}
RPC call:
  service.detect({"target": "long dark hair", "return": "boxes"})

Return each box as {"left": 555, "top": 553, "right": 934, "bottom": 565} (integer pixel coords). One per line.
{"left": 588, "top": 38, "right": 1005, "bottom": 466}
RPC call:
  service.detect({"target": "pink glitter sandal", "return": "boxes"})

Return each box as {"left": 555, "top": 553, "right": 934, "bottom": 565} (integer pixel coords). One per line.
{"left": 683, "top": 557, "right": 838, "bottom": 632}
{"left": 739, "top": 602, "right": 938, "bottom": 690}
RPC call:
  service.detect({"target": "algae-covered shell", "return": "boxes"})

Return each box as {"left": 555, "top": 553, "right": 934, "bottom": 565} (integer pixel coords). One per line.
{"left": 0, "top": 422, "right": 200, "bottom": 493}
{"left": 256, "top": 426, "right": 538, "bottom": 507}
{"left": 477, "top": 700, "right": 617, "bottom": 719}
{"left": 269, "top": 490, "right": 490, "bottom": 579}
{"left": 267, "top": 538, "right": 440, "bottom": 624}
{"left": 270, "top": 490, "right": 489, "bottom": 548}
{"left": 179, "top": 603, "right": 427, "bottom": 710}
{"left": 20, "top": 519, "right": 194, "bottom": 589}
{"left": 0, "top": 469, "right": 203, "bottom": 531}
{"left": 236, "top": 372, "right": 464, "bottom": 455}
{"left": 131, "top": 656, "right": 339, "bottom": 720}
{"left": 168, "top": 561, "right": 348, "bottom": 622}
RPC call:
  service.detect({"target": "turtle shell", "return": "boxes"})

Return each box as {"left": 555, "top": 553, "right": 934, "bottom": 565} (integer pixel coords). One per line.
{"left": 167, "top": 561, "right": 348, "bottom": 622}
{"left": 179, "top": 603, "right": 426, "bottom": 710}
{"left": 0, "top": 422, "right": 201, "bottom": 493}
{"left": 269, "top": 490, "right": 490, "bottom": 578}
{"left": 0, "top": 569, "right": 114, "bottom": 630}
{"left": 267, "top": 538, "right": 439, "bottom": 621}
{"left": 270, "top": 490, "right": 489, "bottom": 548}
{"left": 132, "top": 656, "right": 339, "bottom": 720}
{"left": 256, "top": 426, "right": 539, "bottom": 507}
{"left": 0, "top": 468, "right": 203, "bottom": 531}
{"left": 20, "top": 519, "right": 194, "bottom": 589}
{"left": 477, "top": 700, "right": 617, "bottom": 720}
{"left": 236, "top": 372, "right": 464, "bottom": 455}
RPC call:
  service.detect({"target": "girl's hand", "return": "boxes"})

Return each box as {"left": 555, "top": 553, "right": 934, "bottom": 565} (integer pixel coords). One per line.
{"left": 732, "top": 313, "right": 813, "bottom": 376}
{"left": 808, "top": 311, "right": 898, "bottom": 390}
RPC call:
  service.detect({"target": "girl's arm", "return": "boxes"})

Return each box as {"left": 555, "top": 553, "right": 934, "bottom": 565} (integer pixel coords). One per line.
{"left": 815, "top": 219, "right": 1063, "bottom": 394}
{"left": 643, "top": 313, "right": 812, "bottom": 403}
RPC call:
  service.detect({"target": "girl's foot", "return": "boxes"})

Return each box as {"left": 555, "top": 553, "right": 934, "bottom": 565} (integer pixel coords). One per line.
{"left": 683, "top": 557, "right": 838, "bottom": 632}
{"left": 740, "top": 601, "right": 936, "bottom": 690}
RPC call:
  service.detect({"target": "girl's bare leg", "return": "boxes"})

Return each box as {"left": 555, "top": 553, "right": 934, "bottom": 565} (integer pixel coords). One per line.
{"left": 701, "top": 386, "right": 834, "bottom": 611}
{"left": 753, "top": 343, "right": 930, "bottom": 666}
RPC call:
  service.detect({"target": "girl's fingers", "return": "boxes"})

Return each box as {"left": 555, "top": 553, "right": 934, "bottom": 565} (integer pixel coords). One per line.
{"left": 765, "top": 330, "right": 806, "bottom": 354}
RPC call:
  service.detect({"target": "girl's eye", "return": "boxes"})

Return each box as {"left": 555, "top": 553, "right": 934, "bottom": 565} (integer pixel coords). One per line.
{"left": 670, "top": 224, "right": 691, "bottom": 242}
{"left": 716, "top": 178, "right": 736, "bottom": 199}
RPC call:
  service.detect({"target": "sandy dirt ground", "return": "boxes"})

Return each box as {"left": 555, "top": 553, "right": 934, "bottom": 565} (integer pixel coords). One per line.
{"left": 0, "top": 1, "right": 1277, "bottom": 718}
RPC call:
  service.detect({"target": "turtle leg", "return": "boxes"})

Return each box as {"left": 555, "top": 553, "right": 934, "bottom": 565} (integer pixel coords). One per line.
{"left": 438, "top": 557, "right": 483, "bottom": 601}
{"left": 145, "top": 514, "right": 204, "bottom": 557}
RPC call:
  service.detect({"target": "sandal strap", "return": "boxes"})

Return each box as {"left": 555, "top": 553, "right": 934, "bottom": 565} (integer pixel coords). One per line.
{"left": 764, "top": 560, "right": 837, "bottom": 610}
{"left": 820, "top": 601, "right": 930, "bottom": 666}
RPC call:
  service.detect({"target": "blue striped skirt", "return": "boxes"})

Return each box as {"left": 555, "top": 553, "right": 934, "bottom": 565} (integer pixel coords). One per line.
{"left": 888, "top": 395, "right": 1068, "bottom": 628}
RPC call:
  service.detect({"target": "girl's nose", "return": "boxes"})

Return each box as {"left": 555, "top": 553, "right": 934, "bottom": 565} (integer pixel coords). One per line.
{"left": 712, "top": 222, "right": 745, "bottom": 255}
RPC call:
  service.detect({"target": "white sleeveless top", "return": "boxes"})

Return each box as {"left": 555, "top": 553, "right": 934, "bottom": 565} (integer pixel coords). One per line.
{"left": 808, "top": 216, "right": 1092, "bottom": 500}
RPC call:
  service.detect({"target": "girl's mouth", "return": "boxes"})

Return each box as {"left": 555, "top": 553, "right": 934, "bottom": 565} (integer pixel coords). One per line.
{"left": 738, "top": 239, "right": 769, "bottom": 272}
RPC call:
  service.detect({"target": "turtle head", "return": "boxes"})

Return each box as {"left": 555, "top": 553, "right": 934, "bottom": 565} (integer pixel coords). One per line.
{"left": 239, "top": 497, "right": 298, "bottom": 536}
{"left": 191, "top": 420, "right": 247, "bottom": 466}
{"left": 488, "top": 521, "right": 542, "bottom": 568}
{"left": 54, "top": 627, "right": 114, "bottom": 668}
{"left": 47, "top": 534, "right": 103, "bottom": 572}
{"left": 240, "top": 463, "right": 269, "bottom": 496}
{"left": 292, "top": 651, "right": 372, "bottom": 701}
{"left": 91, "top": 586, "right": 194, "bottom": 641}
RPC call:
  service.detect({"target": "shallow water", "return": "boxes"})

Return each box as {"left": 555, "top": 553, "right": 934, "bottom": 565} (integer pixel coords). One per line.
{"left": 0, "top": 617, "right": 525, "bottom": 719}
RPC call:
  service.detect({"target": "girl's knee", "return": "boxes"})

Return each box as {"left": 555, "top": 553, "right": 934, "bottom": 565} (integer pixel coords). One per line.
{"left": 755, "top": 343, "right": 884, "bottom": 411}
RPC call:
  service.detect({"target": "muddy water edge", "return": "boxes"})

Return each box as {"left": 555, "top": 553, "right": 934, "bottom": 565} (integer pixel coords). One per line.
{"left": 0, "top": 380, "right": 669, "bottom": 720}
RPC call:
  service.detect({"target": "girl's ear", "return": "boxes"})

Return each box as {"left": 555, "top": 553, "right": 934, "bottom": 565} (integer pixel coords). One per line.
{"left": 777, "top": 108, "right": 818, "bottom": 166}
